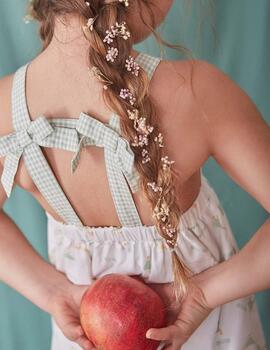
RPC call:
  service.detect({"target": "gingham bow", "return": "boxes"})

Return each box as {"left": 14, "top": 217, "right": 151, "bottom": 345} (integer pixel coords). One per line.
{"left": 0, "top": 116, "right": 54, "bottom": 196}
{"left": 71, "top": 113, "right": 140, "bottom": 193}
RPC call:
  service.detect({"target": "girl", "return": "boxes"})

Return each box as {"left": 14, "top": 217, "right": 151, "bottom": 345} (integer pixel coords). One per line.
{"left": 0, "top": 0, "right": 269, "bottom": 349}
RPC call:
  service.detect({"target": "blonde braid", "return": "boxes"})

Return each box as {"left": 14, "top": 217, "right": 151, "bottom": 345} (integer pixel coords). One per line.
{"left": 83, "top": 0, "right": 192, "bottom": 300}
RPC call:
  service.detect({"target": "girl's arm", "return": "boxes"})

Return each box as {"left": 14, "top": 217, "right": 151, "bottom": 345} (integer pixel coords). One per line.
{"left": 0, "top": 163, "right": 95, "bottom": 350}
{"left": 147, "top": 219, "right": 270, "bottom": 345}
{"left": 0, "top": 178, "right": 70, "bottom": 313}
{"left": 192, "top": 59, "right": 270, "bottom": 306}
{"left": 146, "top": 60, "right": 270, "bottom": 346}
{"left": 195, "top": 217, "right": 270, "bottom": 308}
{"left": 0, "top": 207, "right": 63, "bottom": 311}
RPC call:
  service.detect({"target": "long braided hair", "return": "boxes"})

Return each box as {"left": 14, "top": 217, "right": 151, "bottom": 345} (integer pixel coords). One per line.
{"left": 28, "top": 0, "right": 193, "bottom": 301}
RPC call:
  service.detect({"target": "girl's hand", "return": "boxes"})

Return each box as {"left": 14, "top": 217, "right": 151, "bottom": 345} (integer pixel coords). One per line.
{"left": 132, "top": 276, "right": 190, "bottom": 326}
{"left": 146, "top": 280, "right": 213, "bottom": 350}
{"left": 49, "top": 282, "right": 97, "bottom": 350}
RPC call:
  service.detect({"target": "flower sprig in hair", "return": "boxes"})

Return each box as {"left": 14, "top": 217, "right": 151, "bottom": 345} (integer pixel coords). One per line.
{"left": 91, "top": 66, "right": 114, "bottom": 90}
{"left": 120, "top": 89, "right": 136, "bottom": 105}
{"left": 86, "top": 16, "right": 98, "bottom": 31}
{"left": 125, "top": 56, "right": 140, "bottom": 76}
{"left": 106, "top": 47, "right": 119, "bottom": 62}
{"left": 104, "top": 21, "right": 131, "bottom": 44}
{"left": 103, "top": 21, "right": 131, "bottom": 64}
{"left": 119, "top": 0, "right": 130, "bottom": 7}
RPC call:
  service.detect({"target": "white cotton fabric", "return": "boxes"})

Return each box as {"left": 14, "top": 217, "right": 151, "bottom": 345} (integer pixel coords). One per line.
{"left": 47, "top": 171, "right": 267, "bottom": 350}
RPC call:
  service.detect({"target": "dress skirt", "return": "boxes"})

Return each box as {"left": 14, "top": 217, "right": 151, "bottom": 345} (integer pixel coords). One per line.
{"left": 47, "top": 173, "right": 266, "bottom": 350}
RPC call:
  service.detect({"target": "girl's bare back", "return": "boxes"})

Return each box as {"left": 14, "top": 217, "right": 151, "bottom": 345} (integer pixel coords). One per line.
{"left": 0, "top": 52, "right": 207, "bottom": 227}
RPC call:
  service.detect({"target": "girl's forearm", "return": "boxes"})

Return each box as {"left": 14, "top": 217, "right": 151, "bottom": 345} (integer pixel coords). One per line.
{"left": 194, "top": 217, "right": 270, "bottom": 308}
{"left": 0, "top": 210, "right": 71, "bottom": 313}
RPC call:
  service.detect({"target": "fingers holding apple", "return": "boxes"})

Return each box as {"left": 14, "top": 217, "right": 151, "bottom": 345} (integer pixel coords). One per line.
{"left": 145, "top": 281, "right": 213, "bottom": 349}
{"left": 50, "top": 283, "right": 97, "bottom": 350}
{"left": 147, "top": 282, "right": 181, "bottom": 325}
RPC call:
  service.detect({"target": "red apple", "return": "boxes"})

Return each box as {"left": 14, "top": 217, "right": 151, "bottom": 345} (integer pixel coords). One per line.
{"left": 80, "top": 273, "right": 166, "bottom": 350}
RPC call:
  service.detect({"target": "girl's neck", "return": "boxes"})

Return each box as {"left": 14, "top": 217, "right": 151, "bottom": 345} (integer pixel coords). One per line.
{"left": 39, "top": 14, "right": 137, "bottom": 72}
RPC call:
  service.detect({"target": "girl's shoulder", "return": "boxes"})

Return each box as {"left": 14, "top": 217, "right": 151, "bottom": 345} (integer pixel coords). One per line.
{"left": 149, "top": 55, "right": 258, "bottom": 164}
{"left": 154, "top": 55, "right": 252, "bottom": 128}
{"left": 155, "top": 56, "right": 233, "bottom": 95}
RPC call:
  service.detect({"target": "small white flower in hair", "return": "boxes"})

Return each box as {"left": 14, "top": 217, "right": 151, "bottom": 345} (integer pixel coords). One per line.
{"left": 91, "top": 66, "right": 114, "bottom": 90}
{"left": 154, "top": 132, "right": 164, "bottom": 148}
{"left": 114, "top": 21, "right": 131, "bottom": 40}
{"left": 86, "top": 17, "right": 96, "bottom": 31}
{"left": 137, "top": 117, "right": 147, "bottom": 132}
{"left": 135, "top": 117, "right": 154, "bottom": 135}
{"left": 85, "top": 1, "right": 90, "bottom": 6}
{"left": 106, "top": 47, "right": 119, "bottom": 62}
{"left": 104, "top": 30, "right": 115, "bottom": 44}
{"left": 153, "top": 198, "right": 170, "bottom": 222}
{"left": 132, "top": 134, "right": 149, "bottom": 147}
{"left": 161, "top": 156, "right": 175, "bottom": 170}
{"left": 148, "top": 125, "right": 154, "bottom": 133}
{"left": 120, "top": 88, "right": 136, "bottom": 105}
{"left": 142, "top": 148, "right": 151, "bottom": 164}
{"left": 127, "top": 109, "right": 139, "bottom": 120}
{"left": 127, "top": 109, "right": 154, "bottom": 147}
{"left": 104, "top": 21, "right": 131, "bottom": 44}
{"left": 125, "top": 56, "right": 140, "bottom": 76}
{"left": 118, "top": 22, "right": 131, "bottom": 40}
{"left": 147, "top": 182, "right": 162, "bottom": 193}
{"left": 119, "top": 0, "right": 130, "bottom": 7}
{"left": 163, "top": 224, "right": 177, "bottom": 238}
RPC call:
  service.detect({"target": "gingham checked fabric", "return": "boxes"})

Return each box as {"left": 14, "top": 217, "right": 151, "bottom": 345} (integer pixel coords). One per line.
{"left": 72, "top": 112, "right": 143, "bottom": 226}
{"left": 135, "top": 52, "right": 162, "bottom": 80}
{"left": 0, "top": 52, "right": 161, "bottom": 227}
{"left": 8, "top": 65, "right": 83, "bottom": 227}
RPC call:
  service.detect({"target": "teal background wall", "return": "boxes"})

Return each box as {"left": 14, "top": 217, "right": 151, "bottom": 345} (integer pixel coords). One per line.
{"left": 0, "top": 0, "right": 269, "bottom": 349}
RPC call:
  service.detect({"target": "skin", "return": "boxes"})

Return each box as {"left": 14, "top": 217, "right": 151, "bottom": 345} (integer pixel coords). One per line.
{"left": 0, "top": 1, "right": 269, "bottom": 349}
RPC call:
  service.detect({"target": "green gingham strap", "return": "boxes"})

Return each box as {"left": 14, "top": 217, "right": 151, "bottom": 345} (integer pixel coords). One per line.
{"left": 72, "top": 113, "right": 142, "bottom": 226}
{"left": 135, "top": 52, "right": 162, "bottom": 80}
{"left": 6, "top": 64, "right": 84, "bottom": 227}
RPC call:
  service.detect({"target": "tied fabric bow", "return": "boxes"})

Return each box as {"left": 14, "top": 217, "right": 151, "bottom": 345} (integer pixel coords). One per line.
{"left": 71, "top": 113, "right": 140, "bottom": 193}
{"left": 0, "top": 116, "right": 54, "bottom": 197}
{"left": 70, "top": 113, "right": 141, "bottom": 226}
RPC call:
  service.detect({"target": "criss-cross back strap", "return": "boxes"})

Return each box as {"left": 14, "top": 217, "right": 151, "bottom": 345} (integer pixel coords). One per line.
{"left": 0, "top": 52, "right": 162, "bottom": 228}
{"left": 0, "top": 110, "right": 143, "bottom": 226}
{"left": 5, "top": 64, "right": 84, "bottom": 227}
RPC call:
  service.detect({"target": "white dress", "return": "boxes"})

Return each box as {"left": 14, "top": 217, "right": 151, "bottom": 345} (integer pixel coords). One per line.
{"left": 47, "top": 170, "right": 267, "bottom": 350}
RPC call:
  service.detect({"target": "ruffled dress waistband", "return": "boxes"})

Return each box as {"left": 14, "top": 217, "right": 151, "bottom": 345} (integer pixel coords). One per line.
{"left": 46, "top": 174, "right": 215, "bottom": 243}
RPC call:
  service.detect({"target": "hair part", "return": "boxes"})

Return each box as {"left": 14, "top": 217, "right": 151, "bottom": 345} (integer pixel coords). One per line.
{"left": 28, "top": 0, "right": 193, "bottom": 301}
